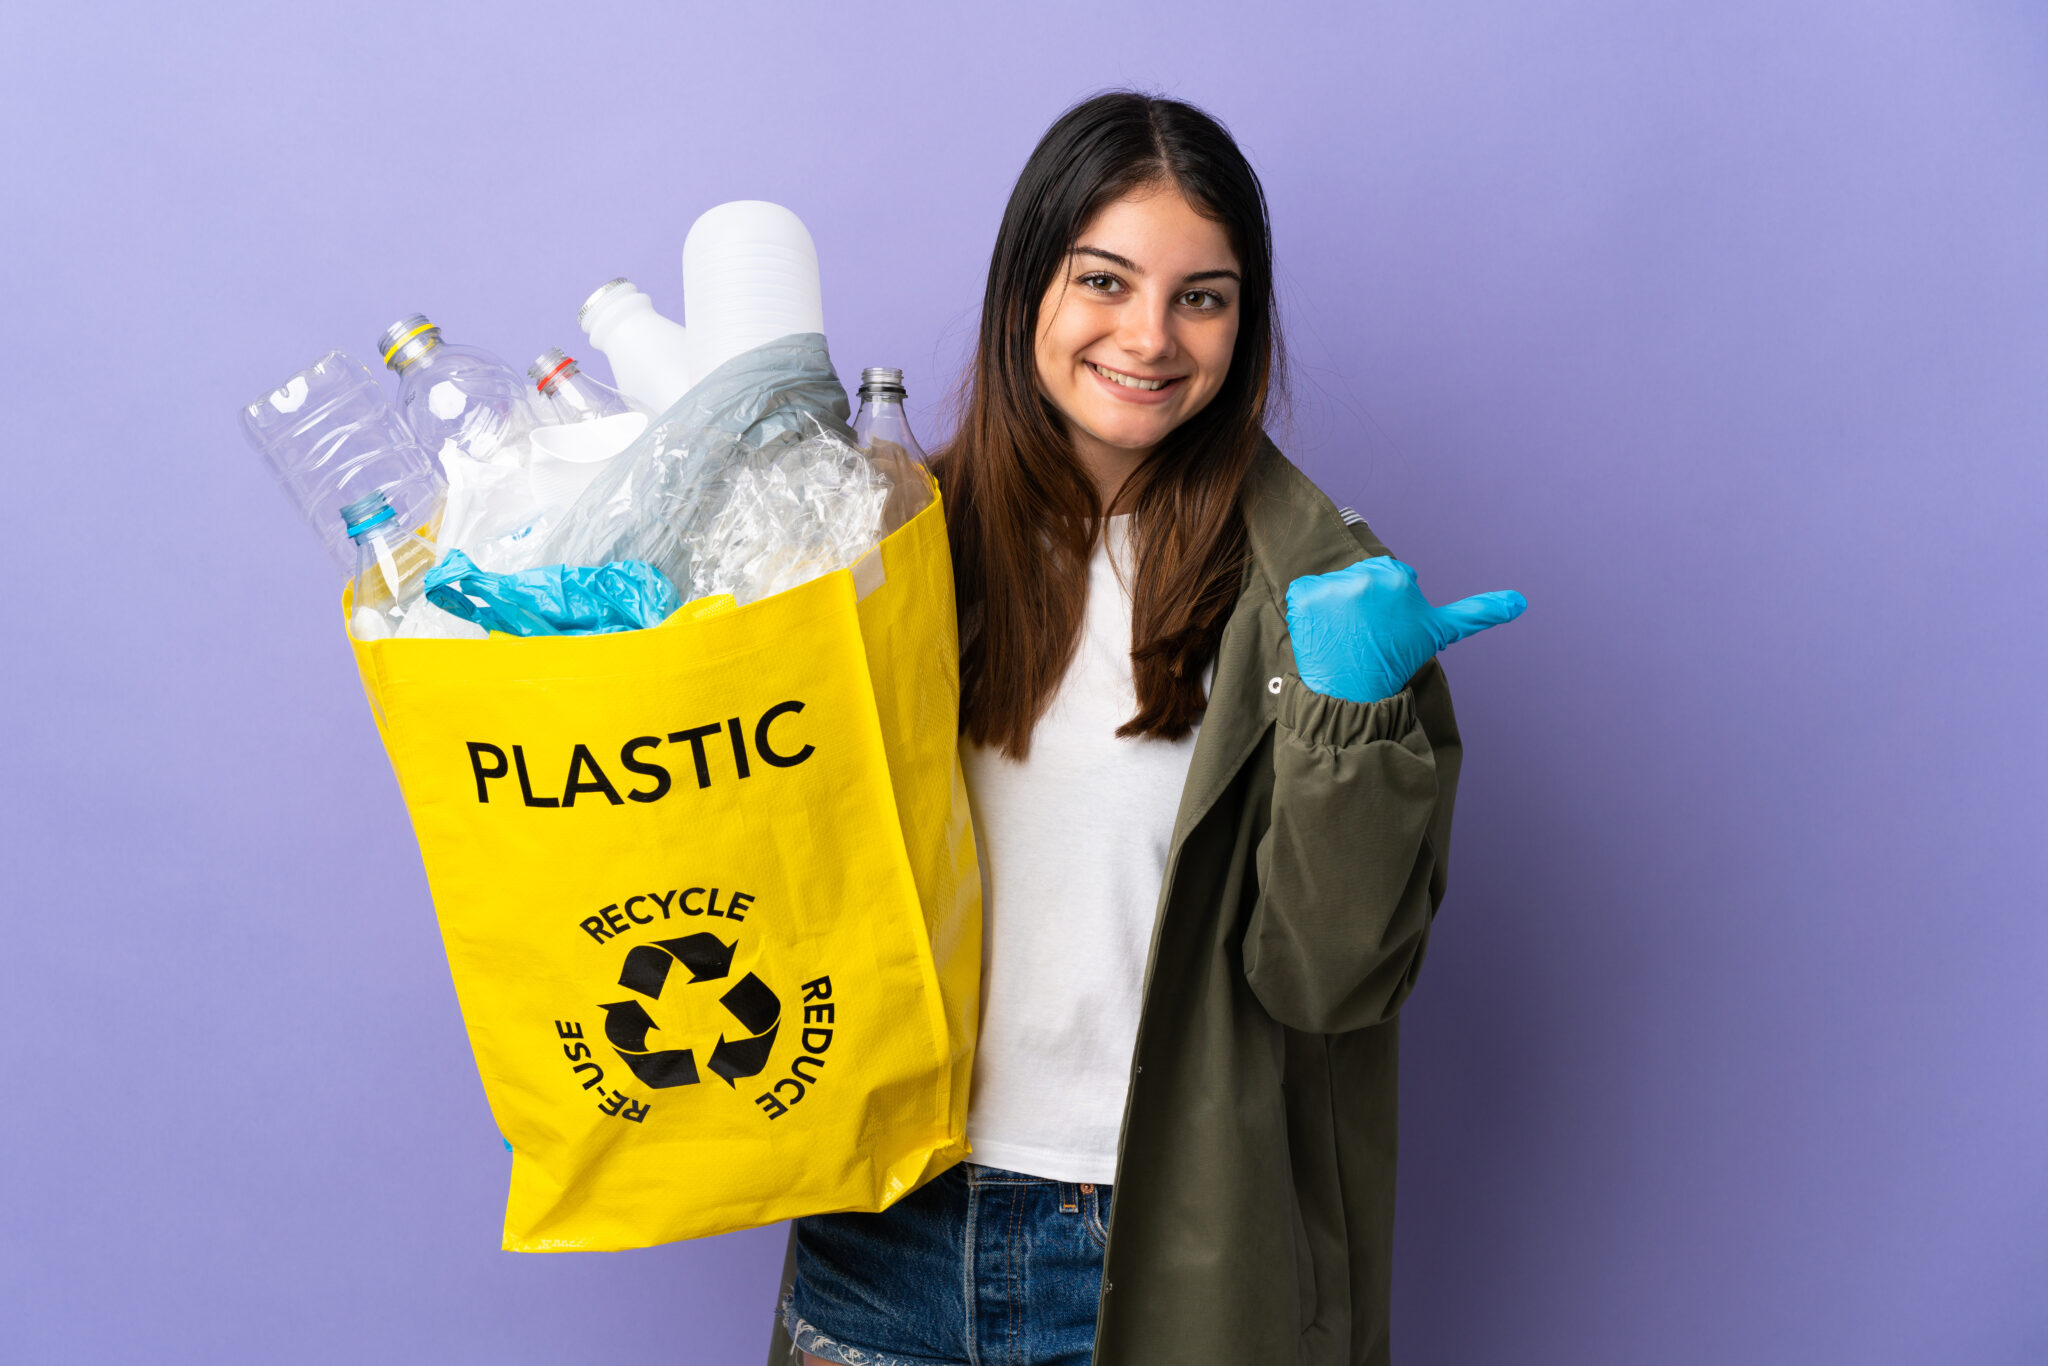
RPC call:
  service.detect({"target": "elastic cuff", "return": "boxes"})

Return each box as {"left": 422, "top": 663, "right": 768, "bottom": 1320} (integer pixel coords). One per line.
{"left": 1276, "top": 672, "right": 1417, "bottom": 748}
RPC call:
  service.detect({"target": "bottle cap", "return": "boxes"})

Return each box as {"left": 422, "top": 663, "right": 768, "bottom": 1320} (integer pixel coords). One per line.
{"left": 578, "top": 278, "right": 636, "bottom": 331}
{"left": 378, "top": 314, "right": 440, "bottom": 372}
{"left": 858, "top": 367, "right": 906, "bottom": 398}
{"left": 529, "top": 347, "right": 579, "bottom": 392}
{"left": 340, "top": 489, "right": 396, "bottom": 539}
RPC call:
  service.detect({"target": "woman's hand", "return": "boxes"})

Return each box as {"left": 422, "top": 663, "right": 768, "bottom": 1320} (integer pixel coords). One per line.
{"left": 1285, "top": 558, "right": 1527, "bottom": 705}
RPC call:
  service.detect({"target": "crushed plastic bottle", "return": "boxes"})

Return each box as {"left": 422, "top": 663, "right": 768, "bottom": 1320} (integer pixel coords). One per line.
{"left": 240, "top": 351, "right": 447, "bottom": 578}
{"left": 345, "top": 489, "right": 441, "bottom": 640}
{"left": 378, "top": 314, "right": 534, "bottom": 464}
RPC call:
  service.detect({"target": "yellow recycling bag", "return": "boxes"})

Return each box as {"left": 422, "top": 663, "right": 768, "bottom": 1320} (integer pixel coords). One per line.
{"left": 347, "top": 480, "right": 978, "bottom": 1251}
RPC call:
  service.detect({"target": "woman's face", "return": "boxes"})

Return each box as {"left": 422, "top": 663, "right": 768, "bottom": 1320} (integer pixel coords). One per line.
{"left": 1034, "top": 183, "right": 1242, "bottom": 468}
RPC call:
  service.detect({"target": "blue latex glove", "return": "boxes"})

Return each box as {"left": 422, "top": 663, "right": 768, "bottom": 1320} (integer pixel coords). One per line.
{"left": 424, "top": 550, "right": 680, "bottom": 637}
{"left": 1285, "top": 557, "right": 1527, "bottom": 704}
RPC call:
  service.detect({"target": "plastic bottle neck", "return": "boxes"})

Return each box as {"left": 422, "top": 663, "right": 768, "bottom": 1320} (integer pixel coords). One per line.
{"left": 387, "top": 330, "right": 444, "bottom": 374}
{"left": 582, "top": 290, "right": 655, "bottom": 347}
{"left": 856, "top": 393, "right": 910, "bottom": 426}
{"left": 342, "top": 492, "right": 398, "bottom": 541}
{"left": 535, "top": 356, "right": 580, "bottom": 396}
{"left": 854, "top": 393, "right": 926, "bottom": 464}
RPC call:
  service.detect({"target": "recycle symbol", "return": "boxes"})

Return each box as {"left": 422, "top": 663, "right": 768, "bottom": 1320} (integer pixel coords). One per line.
{"left": 598, "top": 934, "right": 780, "bottom": 1090}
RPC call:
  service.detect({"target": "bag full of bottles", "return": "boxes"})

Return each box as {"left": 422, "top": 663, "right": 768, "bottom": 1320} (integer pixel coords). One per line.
{"left": 238, "top": 201, "right": 981, "bottom": 1252}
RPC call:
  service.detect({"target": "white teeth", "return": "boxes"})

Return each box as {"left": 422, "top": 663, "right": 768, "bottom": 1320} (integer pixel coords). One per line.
{"left": 1089, "top": 361, "right": 1170, "bottom": 391}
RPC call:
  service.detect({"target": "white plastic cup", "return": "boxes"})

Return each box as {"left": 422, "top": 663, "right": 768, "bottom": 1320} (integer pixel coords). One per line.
{"left": 527, "top": 412, "right": 649, "bottom": 515}
{"left": 682, "top": 201, "right": 826, "bottom": 377}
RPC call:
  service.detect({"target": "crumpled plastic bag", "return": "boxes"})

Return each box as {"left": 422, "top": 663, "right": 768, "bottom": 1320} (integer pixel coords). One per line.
{"left": 423, "top": 549, "right": 680, "bottom": 637}
{"left": 435, "top": 439, "right": 557, "bottom": 573}
{"left": 393, "top": 594, "right": 488, "bottom": 640}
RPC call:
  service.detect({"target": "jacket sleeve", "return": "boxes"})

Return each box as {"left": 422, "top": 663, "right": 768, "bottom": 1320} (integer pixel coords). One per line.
{"left": 1241, "top": 612, "right": 1464, "bottom": 1034}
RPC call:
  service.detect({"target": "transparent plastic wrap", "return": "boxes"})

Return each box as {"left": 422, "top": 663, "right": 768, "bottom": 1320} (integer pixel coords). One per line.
{"left": 683, "top": 423, "right": 892, "bottom": 605}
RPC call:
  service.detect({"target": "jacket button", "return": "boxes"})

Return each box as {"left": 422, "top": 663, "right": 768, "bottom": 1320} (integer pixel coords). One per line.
{"left": 1267, "top": 675, "right": 1283, "bottom": 695}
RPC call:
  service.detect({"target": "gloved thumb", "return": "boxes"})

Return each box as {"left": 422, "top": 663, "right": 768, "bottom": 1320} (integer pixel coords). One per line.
{"left": 1432, "top": 590, "right": 1529, "bottom": 647}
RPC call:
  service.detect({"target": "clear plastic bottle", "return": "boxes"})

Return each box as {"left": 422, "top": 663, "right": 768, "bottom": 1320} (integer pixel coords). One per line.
{"left": 852, "top": 367, "right": 934, "bottom": 532}
{"left": 577, "top": 279, "right": 694, "bottom": 417}
{"left": 529, "top": 347, "right": 637, "bottom": 423}
{"left": 344, "top": 489, "right": 442, "bottom": 640}
{"left": 378, "top": 314, "right": 533, "bottom": 464}
{"left": 240, "top": 351, "right": 447, "bottom": 578}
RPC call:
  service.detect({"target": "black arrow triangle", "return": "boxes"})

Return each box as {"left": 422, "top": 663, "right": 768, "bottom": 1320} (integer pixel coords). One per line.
{"left": 615, "top": 1047, "right": 700, "bottom": 1089}
{"left": 719, "top": 971, "right": 781, "bottom": 1036}
{"left": 598, "top": 999, "right": 658, "bottom": 1052}
{"left": 618, "top": 944, "right": 675, "bottom": 999}
{"left": 658, "top": 933, "right": 735, "bottom": 982}
{"left": 707, "top": 1021, "right": 779, "bottom": 1087}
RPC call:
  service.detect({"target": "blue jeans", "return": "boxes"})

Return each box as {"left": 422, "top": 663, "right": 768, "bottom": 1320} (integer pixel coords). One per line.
{"left": 782, "top": 1162, "right": 1113, "bottom": 1366}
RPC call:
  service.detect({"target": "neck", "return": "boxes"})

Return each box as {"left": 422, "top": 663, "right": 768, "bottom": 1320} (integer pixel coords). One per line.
{"left": 1068, "top": 427, "right": 1151, "bottom": 515}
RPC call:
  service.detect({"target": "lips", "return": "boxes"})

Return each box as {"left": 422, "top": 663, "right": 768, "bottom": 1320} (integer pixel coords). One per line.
{"left": 1085, "top": 359, "right": 1185, "bottom": 402}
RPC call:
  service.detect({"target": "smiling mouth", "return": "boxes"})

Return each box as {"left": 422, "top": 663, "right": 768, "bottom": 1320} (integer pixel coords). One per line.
{"left": 1086, "top": 360, "right": 1183, "bottom": 392}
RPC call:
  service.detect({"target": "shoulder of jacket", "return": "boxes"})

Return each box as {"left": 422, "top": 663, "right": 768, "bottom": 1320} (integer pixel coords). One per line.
{"left": 1242, "top": 436, "right": 1392, "bottom": 600}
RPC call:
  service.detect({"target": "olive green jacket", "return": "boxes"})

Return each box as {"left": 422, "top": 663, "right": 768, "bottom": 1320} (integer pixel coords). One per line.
{"left": 767, "top": 440, "right": 1462, "bottom": 1365}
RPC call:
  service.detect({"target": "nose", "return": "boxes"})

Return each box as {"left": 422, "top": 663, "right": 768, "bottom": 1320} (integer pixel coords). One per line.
{"left": 1115, "top": 291, "right": 1176, "bottom": 366}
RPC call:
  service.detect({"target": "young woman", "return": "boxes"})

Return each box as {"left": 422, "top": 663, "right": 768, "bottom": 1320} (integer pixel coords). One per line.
{"left": 769, "top": 91, "right": 1524, "bottom": 1366}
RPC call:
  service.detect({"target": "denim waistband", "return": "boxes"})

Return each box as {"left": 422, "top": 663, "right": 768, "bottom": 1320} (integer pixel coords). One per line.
{"left": 787, "top": 1159, "right": 1111, "bottom": 1366}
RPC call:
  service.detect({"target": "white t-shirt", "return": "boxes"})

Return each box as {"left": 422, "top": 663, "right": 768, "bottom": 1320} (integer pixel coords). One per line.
{"left": 960, "top": 514, "right": 1203, "bottom": 1185}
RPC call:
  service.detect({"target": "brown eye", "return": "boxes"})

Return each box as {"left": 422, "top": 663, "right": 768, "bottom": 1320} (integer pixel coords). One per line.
{"left": 1181, "top": 289, "right": 1225, "bottom": 310}
{"left": 1080, "top": 272, "right": 1121, "bottom": 292}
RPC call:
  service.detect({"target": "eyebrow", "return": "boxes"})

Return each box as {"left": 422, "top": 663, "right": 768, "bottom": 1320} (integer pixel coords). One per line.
{"left": 1072, "top": 245, "right": 1241, "bottom": 284}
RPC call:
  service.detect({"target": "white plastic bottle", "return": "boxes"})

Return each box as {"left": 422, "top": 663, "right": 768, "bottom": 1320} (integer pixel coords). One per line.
{"left": 681, "top": 200, "right": 826, "bottom": 377}
{"left": 577, "top": 279, "right": 693, "bottom": 417}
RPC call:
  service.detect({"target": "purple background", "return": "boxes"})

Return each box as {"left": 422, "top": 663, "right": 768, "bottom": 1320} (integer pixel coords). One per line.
{"left": 4, "top": 2, "right": 2044, "bottom": 1362}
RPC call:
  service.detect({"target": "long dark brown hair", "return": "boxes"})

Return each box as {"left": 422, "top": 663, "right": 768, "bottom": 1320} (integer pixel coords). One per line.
{"left": 937, "top": 91, "right": 1283, "bottom": 758}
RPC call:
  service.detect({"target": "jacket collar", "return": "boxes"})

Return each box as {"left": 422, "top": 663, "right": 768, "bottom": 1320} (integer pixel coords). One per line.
{"left": 1166, "top": 438, "right": 1370, "bottom": 850}
{"left": 1239, "top": 436, "right": 1380, "bottom": 606}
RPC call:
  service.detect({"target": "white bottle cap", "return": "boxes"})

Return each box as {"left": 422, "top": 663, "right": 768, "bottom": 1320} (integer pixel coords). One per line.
{"left": 577, "top": 279, "right": 637, "bottom": 333}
